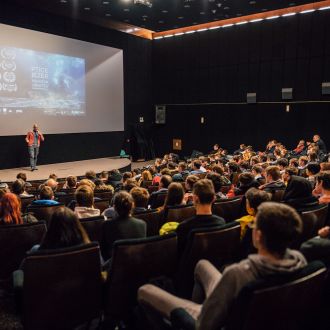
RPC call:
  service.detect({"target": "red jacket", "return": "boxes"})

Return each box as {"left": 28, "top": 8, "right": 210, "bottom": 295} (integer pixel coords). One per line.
{"left": 25, "top": 131, "right": 44, "bottom": 147}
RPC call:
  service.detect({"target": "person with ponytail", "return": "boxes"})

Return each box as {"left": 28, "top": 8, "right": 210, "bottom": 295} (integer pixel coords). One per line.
{"left": 101, "top": 191, "right": 146, "bottom": 261}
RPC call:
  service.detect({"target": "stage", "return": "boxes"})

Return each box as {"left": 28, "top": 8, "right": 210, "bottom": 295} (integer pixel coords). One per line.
{"left": 0, "top": 157, "right": 135, "bottom": 183}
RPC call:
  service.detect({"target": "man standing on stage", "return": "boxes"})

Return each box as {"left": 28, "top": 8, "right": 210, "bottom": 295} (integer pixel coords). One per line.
{"left": 25, "top": 124, "right": 44, "bottom": 171}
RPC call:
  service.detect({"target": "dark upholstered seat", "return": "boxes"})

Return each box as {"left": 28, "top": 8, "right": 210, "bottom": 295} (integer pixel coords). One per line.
{"left": 80, "top": 216, "right": 105, "bottom": 243}
{"left": 94, "top": 198, "right": 110, "bottom": 213}
{"left": 212, "top": 197, "right": 242, "bottom": 222}
{"left": 26, "top": 203, "right": 64, "bottom": 225}
{"left": 166, "top": 205, "right": 196, "bottom": 223}
{"left": 20, "top": 243, "right": 102, "bottom": 330}
{"left": 134, "top": 210, "right": 162, "bottom": 236}
{"left": 20, "top": 196, "right": 36, "bottom": 213}
{"left": 0, "top": 222, "right": 46, "bottom": 281}
{"left": 177, "top": 222, "right": 241, "bottom": 298}
{"left": 104, "top": 234, "right": 178, "bottom": 323}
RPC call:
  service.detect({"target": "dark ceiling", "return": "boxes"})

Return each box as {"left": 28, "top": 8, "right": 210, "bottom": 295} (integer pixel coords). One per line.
{"left": 9, "top": 0, "right": 317, "bottom": 32}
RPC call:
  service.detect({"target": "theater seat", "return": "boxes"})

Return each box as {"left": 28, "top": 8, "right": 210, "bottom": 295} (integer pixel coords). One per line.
{"left": 94, "top": 198, "right": 110, "bottom": 213}
{"left": 177, "top": 223, "right": 241, "bottom": 298}
{"left": 170, "top": 261, "right": 327, "bottom": 330}
{"left": 18, "top": 243, "right": 102, "bottom": 330}
{"left": 80, "top": 216, "right": 105, "bottom": 243}
{"left": 0, "top": 221, "right": 46, "bottom": 283}
{"left": 134, "top": 209, "right": 162, "bottom": 236}
{"left": 166, "top": 205, "right": 196, "bottom": 223}
{"left": 104, "top": 234, "right": 178, "bottom": 325}
{"left": 20, "top": 196, "right": 36, "bottom": 213}
{"left": 212, "top": 197, "right": 243, "bottom": 222}
{"left": 26, "top": 203, "right": 64, "bottom": 226}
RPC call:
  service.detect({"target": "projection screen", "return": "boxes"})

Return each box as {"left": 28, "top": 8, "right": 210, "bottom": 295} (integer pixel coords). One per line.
{"left": 0, "top": 23, "right": 124, "bottom": 136}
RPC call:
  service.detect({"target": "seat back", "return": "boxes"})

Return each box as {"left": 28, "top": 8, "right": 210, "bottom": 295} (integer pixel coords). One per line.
{"left": 166, "top": 205, "right": 196, "bottom": 223}
{"left": 177, "top": 223, "right": 241, "bottom": 298}
{"left": 295, "top": 205, "right": 328, "bottom": 247}
{"left": 212, "top": 197, "right": 242, "bottom": 222}
{"left": 80, "top": 216, "right": 105, "bottom": 242}
{"left": 226, "top": 261, "right": 327, "bottom": 330}
{"left": 140, "top": 180, "right": 153, "bottom": 189}
{"left": 56, "top": 193, "right": 75, "bottom": 206}
{"left": 26, "top": 204, "right": 64, "bottom": 225}
{"left": 134, "top": 210, "right": 162, "bottom": 236}
{"left": 20, "top": 196, "right": 35, "bottom": 213}
{"left": 94, "top": 191, "right": 113, "bottom": 201}
{"left": 148, "top": 185, "right": 159, "bottom": 194}
{"left": 22, "top": 243, "right": 102, "bottom": 330}
{"left": 271, "top": 189, "right": 285, "bottom": 202}
{"left": 0, "top": 222, "right": 47, "bottom": 280}
{"left": 153, "top": 192, "right": 167, "bottom": 209}
{"left": 94, "top": 199, "right": 110, "bottom": 213}
{"left": 104, "top": 234, "right": 178, "bottom": 320}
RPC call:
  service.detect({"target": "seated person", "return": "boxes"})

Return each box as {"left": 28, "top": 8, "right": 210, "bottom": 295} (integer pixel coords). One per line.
{"left": 176, "top": 179, "right": 225, "bottom": 254}
{"left": 123, "top": 178, "right": 138, "bottom": 192}
{"left": 101, "top": 191, "right": 146, "bottom": 261}
{"left": 282, "top": 175, "right": 319, "bottom": 212}
{"left": 313, "top": 171, "right": 330, "bottom": 203}
{"left": 11, "top": 179, "right": 34, "bottom": 198}
{"left": 99, "top": 170, "right": 109, "bottom": 183}
{"left": 259, "top": 166, "right": 286, "bottom": 193}
{"left": 0, "top": 193, "right": 37, "bottom": 225}
{"left": 138, "top": 170, "right": 153, "bottom": 186}
{"left": 74, "top": 185, "right": 101, "bottom": 219}
{"left": 44, "top": 178, "right": 66, "bottom": 197}
{"left": 85, "top": 170, "right": 97, "bottom": 182}
{"left": 62, "top": 175, "right": 77, "bottom": 190}
{"left": 31, "top": 207, "right": 90, "bottom": 251}
{"left": 94, "top": 179, "right": 114, "bottom": 193}
{"left": 161, "top": 182, "right": 186, "bottom": 221}
{"left": 131, "top": 187, "right": 150, "bottom": 215}
{"left": 31, "top": 186, "right": 60, "bottom": 206}
{"left": 236, "top": 187, "right": 271, "bottom": 239}
{"left": 172, "top": 162, "right": 190, "bottom": 182}
{"left": 183, "top": 175, "right": 199, "bottom": 204}
{"left": 234, "top": 172, "right": 260, "bottom": 196}
{"left": 306, "top": 162, "right": 321, "bottom": 188}
{"left": 107, "top": 169, "right": 123, "bottom": 188}
{"left": 206, "top": 172, "right": 227, "bottom": 201}
{"left": 251, "top": 165, "right": 265, "bottom": 185}
{"left": 148, "top": 175, "right": 172, "bottom": 209}
{"left": 16, "top": 172, "right": 32, "bottom": 188}
{"left": 190, "top": 160, "right": 204, "bottom": 175}
{"left": 138, "top": 202, "right": 306, "bottom": 330}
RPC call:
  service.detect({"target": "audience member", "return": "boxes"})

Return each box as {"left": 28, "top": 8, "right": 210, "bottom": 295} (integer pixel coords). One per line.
{"left": 11, "top": 179, "right": 34, "bottom": 198}
{"left": 32, "top": 186, "right": 60, "bottom": 206}
{"left": 74, "top": 185, "right": 101, "bottom": 219}
{"left": 259, "top": 166, "right": 285, "bottom": 193}
{"left": 148, "top": 175, "right": 172, "bottom": 209}
{"left": 101, "top": 191, "right": 146, "bottom": 261}
{"left": 130, "top": 187, "right": 150, "bottom": 214}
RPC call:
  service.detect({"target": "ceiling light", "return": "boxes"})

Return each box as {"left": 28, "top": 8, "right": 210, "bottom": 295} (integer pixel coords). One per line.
{"left": 197, "top": 28, "right": 208, "bottom": 32}
{"left": 133, "top": 0, "right": 152, "bottom": 8}
{"left": 185, "top": 30, "right": 196, "bottom": 34}
{"left": 282, "top": 12, "right": 296, "bottom": 17}
{"left": 300, "top": 9, "right": 315, "bottom": 14}
{"left": 250, "top": 18, "right": 263, "bottom": 22}
{"left": 319, "top": 6, "right": 330, "bottom": 10}
{"left": 174, "top": 32, "right": 184, "bottom": 36}
{"left": 222, "top": 23, "right": 234, "bottom": 28}
{"left": 209, "top": 26, "right": 221, "bottom": 30}
{"left": 154, "top": 36, "right": 163, "bottom": 40}
{"left": 164, "top": 34, "right": 174, "bottom": 38}
{"left": 266, "top": 15, "right": 279, "bottom": 20}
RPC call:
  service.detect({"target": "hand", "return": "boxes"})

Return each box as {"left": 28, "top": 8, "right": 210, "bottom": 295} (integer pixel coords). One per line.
{"left": 318, "top": 226, "right": 330, "bottom": 238}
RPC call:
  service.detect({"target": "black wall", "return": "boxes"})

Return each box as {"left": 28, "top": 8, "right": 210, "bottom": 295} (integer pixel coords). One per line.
{"left": 0, "top": 3, "right": 152, "bottom": 169}
{"left": 152, "top": 10, "right": 330, "bottom": 156}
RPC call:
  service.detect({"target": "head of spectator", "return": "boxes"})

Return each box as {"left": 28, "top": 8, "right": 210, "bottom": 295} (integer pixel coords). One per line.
{"left": 265, "top": 166, "right": 281, "bottom": 183}
{"left": 245, "top": 188, "right": 271, "bottom": 217}
{"left": 78, "top": 179, "right": 96, "bottom": 190}
{"left": 315, "top": 172, "right": 330, "bottom": 203}
{"left": 306, "top": 162, "right": 321, "bottom": 177}
{"left": 0, "top": 188, "right": 9, "bottom": 201}
{"left": 75, "top": 185, "right": 94, "bottom": 208}
{"left": 123, "top": 178, "right": 138, "bottom": 192}
{"left": 160, "top": 168, "right": 171, "bottom": 176}
{"left": 192, "top": 179, "right": 215, "bottom": 212}
{"left": 164, "top": 183, "right": 185, "bottom": 209}
{"left": 65, "top": 175, "right": 77, "bottom": 189}
{"left": 123, "top": 172, "right": 133, "bottom": 183}
{"left": 253, "top": 202, "right": 302, "bottom": 257}
{"left": 282, "top": 167, "right": 299, "bottom": 183}
{"left": 320, "top": 162, "right": 330, "bottom": 171}
{"left": 160, "top": 175, "right": 172, "bottom": 190}
{"left": 85, "top": 170, "right": 96, "bottom": 182}
{"left": 289, "top": 158, "right": 299, "bottom": 168}
{"left": 113, "top": 191, "right": 134, "bottom": 218}
{"left": 276, "top": 158, "right": 288, "bottom": 171}
{"left": 46, "top": 178, "right": 59, "bottom": 192}
{"left": 252, "top": 165, "right": 263, "bottom": 178}
{"left": 49, "top": 173, "right": 58, "bottom": 182}
{"left": 0, "top": 193, "right": 22, "bottom": 225}
{"left": 141, "top": 170, "right": 153, "bottom": 181}
{"left": 12, "top": 179, "right": 26, "bottom": 196}
{"left": 130, "top": 187, "right": 149, "bottom": 210}
{"left": 185, "top": 175, "right": 199, "bottom": 192}
{"left": 100, "top": 171, "right": 109, "bottom": 182}
{"left": 40, "top": 207, "right": 90, "bottom": 249}
{"left": 39, "top": 186, "right": 55, "bottom": 201}
{"left": 16, "top": 172, "right": 27, "bottom": 182}
{"left": 298, "top": 156, "right": 308, "bottom": 168}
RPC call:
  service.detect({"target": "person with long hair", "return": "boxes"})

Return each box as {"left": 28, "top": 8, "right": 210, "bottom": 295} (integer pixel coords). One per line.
{"left": 0, "top": 193, "right": 37, "bottom": 225}
{"left": 39, "top": 207, "right": 90, "bottom": 250}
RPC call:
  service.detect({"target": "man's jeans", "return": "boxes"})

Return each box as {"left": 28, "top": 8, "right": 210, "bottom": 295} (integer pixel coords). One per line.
{"left": 28, "top": 146, "right": 39, "bottom": 169}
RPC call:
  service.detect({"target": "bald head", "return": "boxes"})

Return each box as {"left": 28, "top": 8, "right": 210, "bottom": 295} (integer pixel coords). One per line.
{"left": 46, "top": 178, "right": 58, "bottom": 191}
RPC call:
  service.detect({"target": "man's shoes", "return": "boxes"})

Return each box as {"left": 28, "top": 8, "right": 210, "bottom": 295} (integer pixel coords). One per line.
{"left": 34, "top": 168, "right": 38, "bottom": 170}
{"left": 31, "top": 168, "right": 34, "bottom": 172}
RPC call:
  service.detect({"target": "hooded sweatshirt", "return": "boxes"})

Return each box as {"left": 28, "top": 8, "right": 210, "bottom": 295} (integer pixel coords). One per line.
{"left": 197, "top": 249, "right": 307, "bottom": 330}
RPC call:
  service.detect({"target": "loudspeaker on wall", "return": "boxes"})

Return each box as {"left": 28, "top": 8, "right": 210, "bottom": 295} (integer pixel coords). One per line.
{"left": 155, "top": 105, "right": 166, "bottom": 124}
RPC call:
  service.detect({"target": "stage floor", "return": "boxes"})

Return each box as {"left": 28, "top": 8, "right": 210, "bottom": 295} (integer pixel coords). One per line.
{"left": 0, "top": 157, "right": 132, "bottom": 183}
